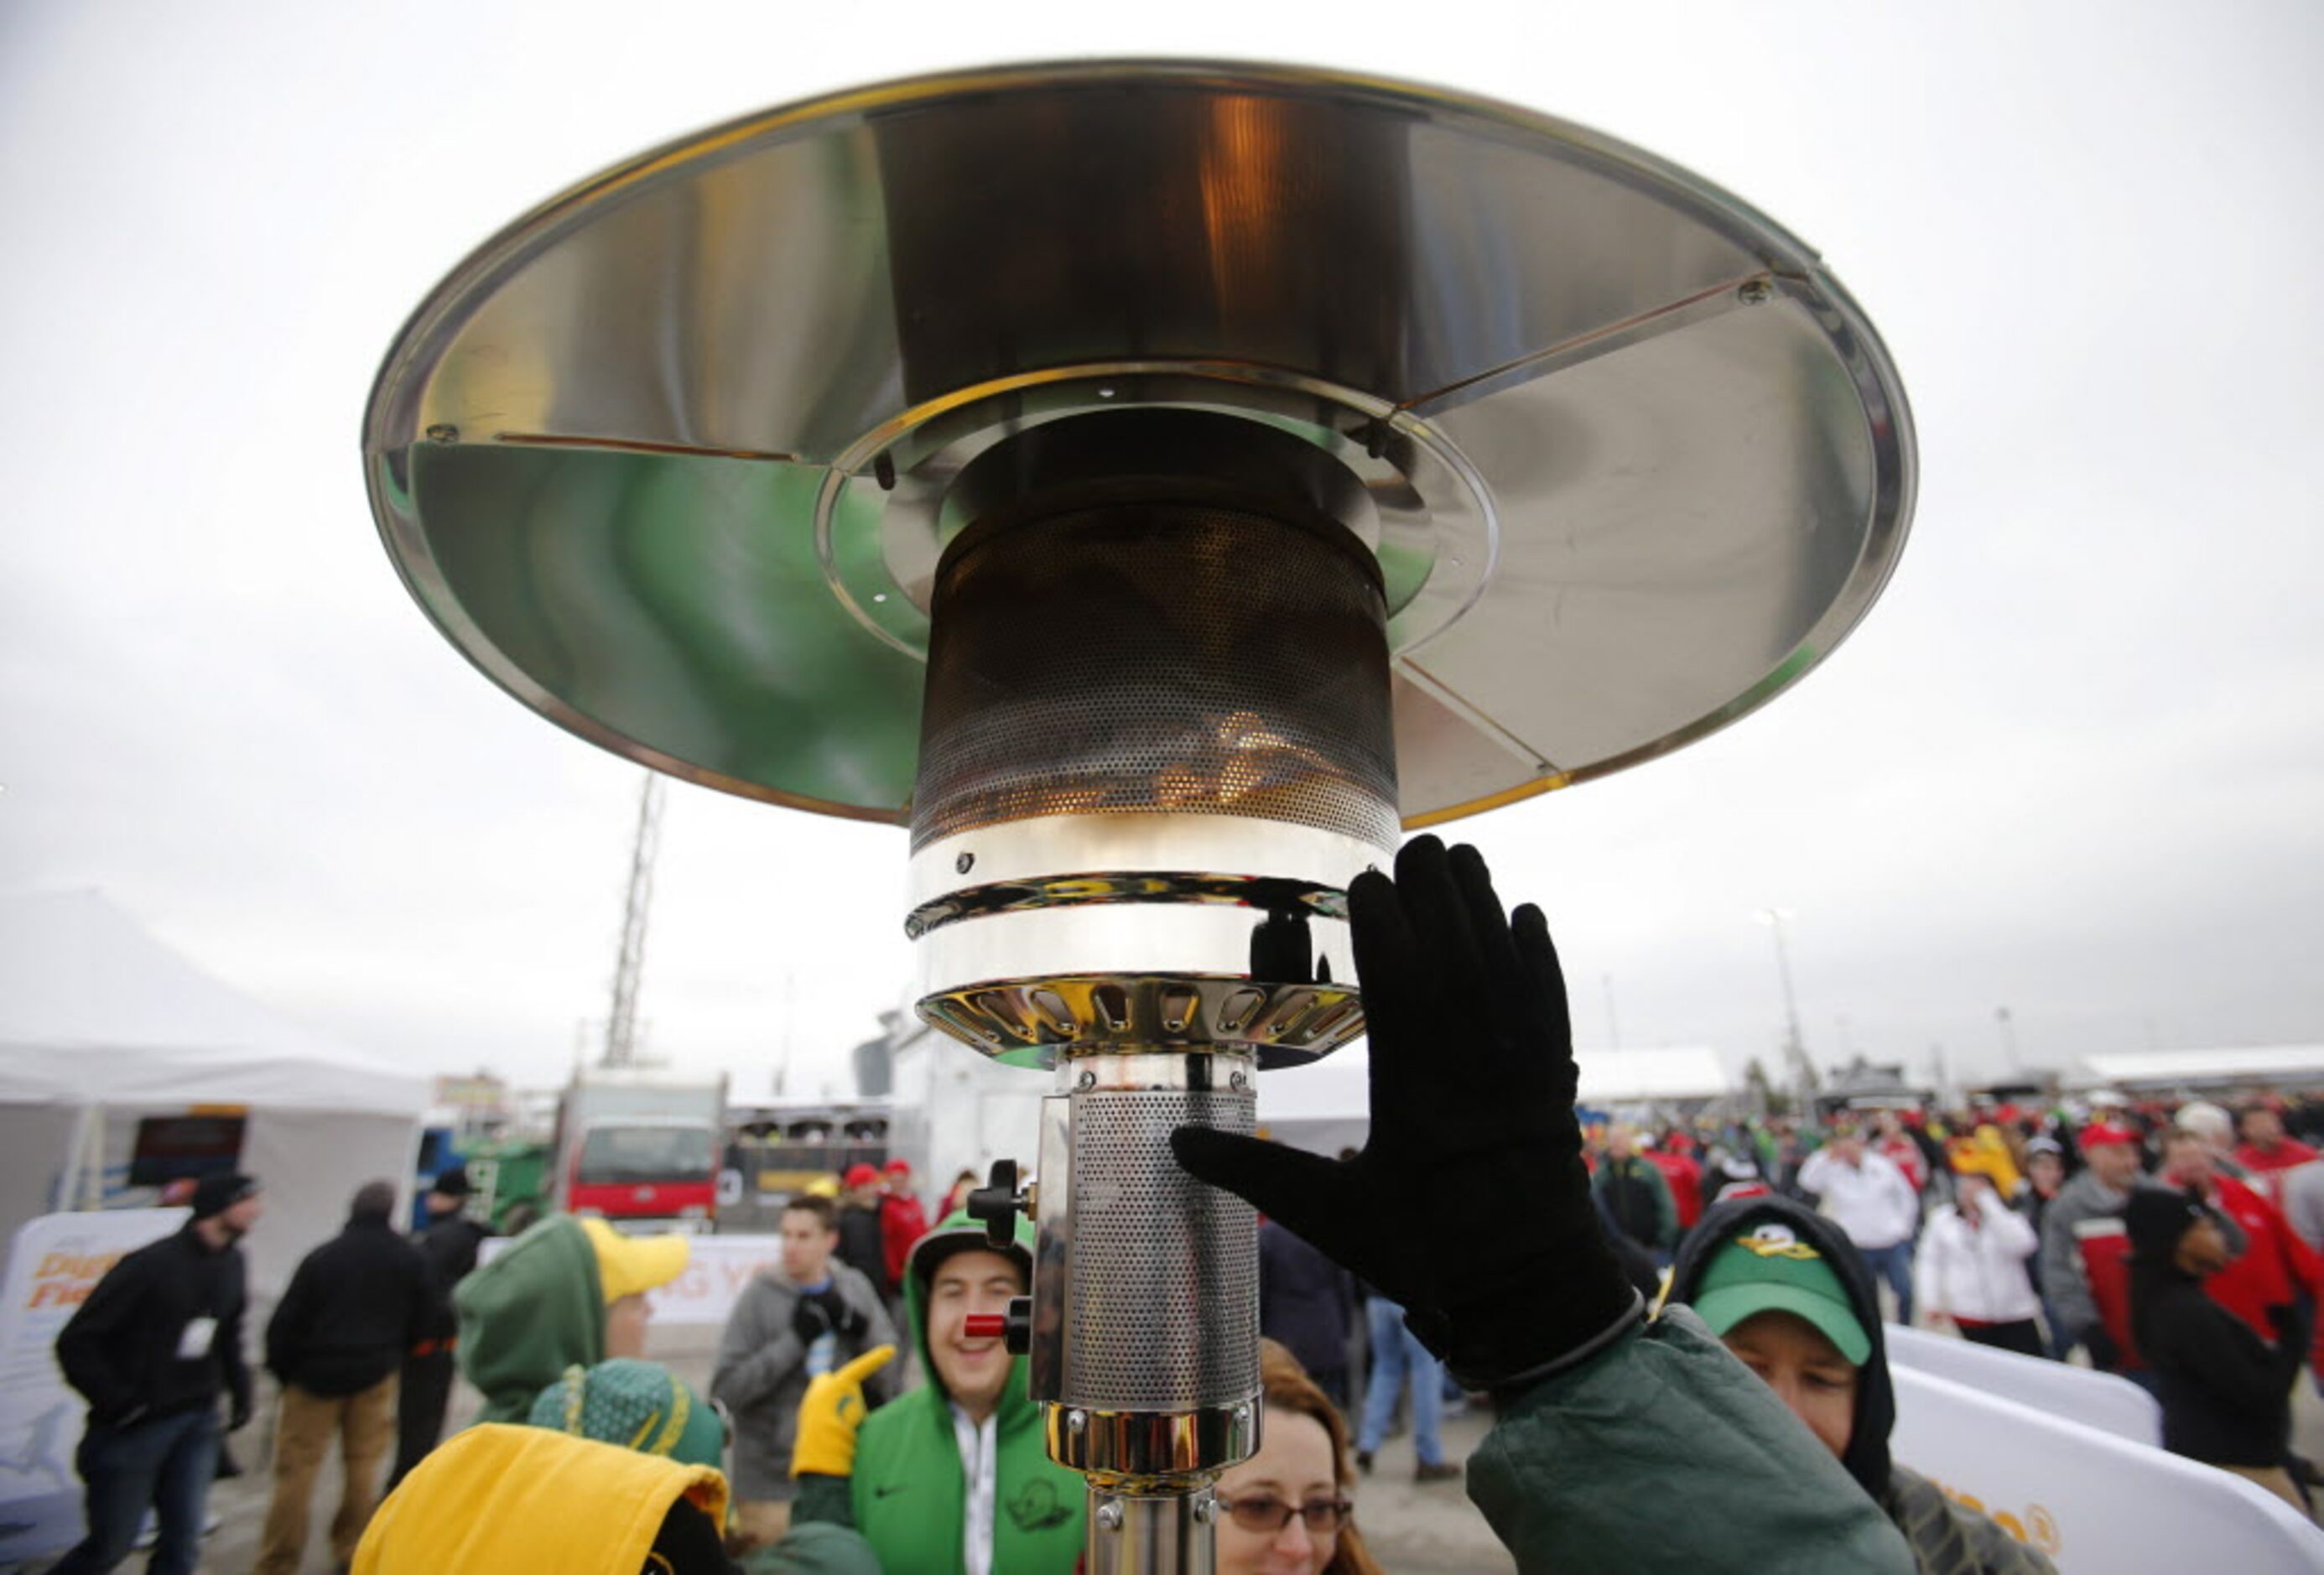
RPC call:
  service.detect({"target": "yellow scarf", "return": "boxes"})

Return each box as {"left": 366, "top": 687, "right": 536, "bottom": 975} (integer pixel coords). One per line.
{"left": 354, "top": 1423, "right": 728, "bottom": 1573}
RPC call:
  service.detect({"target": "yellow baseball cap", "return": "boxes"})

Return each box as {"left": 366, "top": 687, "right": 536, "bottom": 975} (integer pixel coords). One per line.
{"left": 576, "top": 1216, "right": 690, "bottom": 1305}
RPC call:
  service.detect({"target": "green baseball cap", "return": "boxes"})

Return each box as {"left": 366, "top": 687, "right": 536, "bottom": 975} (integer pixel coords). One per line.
{"left": 1692, "top": 1221, "right": 1871, "bottom": 1366}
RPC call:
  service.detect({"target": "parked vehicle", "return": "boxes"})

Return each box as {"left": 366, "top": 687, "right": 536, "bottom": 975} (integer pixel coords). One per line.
{"left": 554, "top": 1069, "right": 728, "bottom": 1234}
{"left": 720, "top": 1102, "right": 890, "bottom": 1232}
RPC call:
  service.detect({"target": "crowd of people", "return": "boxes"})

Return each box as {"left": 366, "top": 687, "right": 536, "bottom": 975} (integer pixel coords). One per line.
{"left": 1563, "top": 1094, "right": 2324, "bottom": 1513}
{"left": 38, "top": 839, "right": 2323, "bottom": 1572}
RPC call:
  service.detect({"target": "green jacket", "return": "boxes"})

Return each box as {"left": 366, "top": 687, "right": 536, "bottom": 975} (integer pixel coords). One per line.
{"left": 453, "top": 1215, "right": 603, "bottom": 1425}
{"left": 739, "top": 1524, "right": 884, "bottom": 1575}
{"left": 794, "top": 1211, "right": 1083, "bottom": 1573}
{"left": 1469, "top": 1308, "right": 1916, "bottom": 1572}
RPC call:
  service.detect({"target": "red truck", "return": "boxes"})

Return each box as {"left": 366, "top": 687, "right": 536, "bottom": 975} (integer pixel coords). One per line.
{"left": 553, "top": 1069, "right": 728, "bottom": 1234}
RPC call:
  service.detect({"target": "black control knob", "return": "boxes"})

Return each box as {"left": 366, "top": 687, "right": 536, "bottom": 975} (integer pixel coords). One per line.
{"left": 964, "top": 1158, "right": 1027, "bottom": 1249}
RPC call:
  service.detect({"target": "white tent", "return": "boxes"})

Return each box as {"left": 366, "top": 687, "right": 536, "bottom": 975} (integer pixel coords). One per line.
{"left": 2078, "top": 1044, "right": 2324, "bottom": 1092}
{"left": 1574, "top": 1047, "right": 1732, "bottom": 1106}
{"left": 0, "top": 891, "right": 430, "bottom": 1295}
{"left": 1257, "top": 1045, "right": 1734, "bottom": 1155}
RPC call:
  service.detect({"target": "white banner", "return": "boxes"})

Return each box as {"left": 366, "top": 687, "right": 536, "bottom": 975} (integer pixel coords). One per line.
{"left": 1885, "top": 1323, "right": 2160, "bottom": 1445}
{"left": 476, "top": 1231, "right": 788, "bottom": 1327}
{"left": 1890, "top": 1364, "right": 2323, "bottom": 1569}
{"left": 0, "top": 1209, "right": 189, "bottom": 1563}
{"left": 641, "top": 1235, "right": 786, "bottom": 1326}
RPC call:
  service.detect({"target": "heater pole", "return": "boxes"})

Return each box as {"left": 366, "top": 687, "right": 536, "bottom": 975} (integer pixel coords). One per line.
{"left": 1087, "top": 1487, "right": 1218, "bottom": 1574}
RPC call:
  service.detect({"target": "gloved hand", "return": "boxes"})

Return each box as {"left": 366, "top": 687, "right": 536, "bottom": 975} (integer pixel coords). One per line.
{"left": 791, "top": 1292, "right": 835, "bottom": 1345}
{"left": 2082, "top": 1323, "right": 2122, "bottom": 1371}
{"left": 790, "top": 1344, "right": 896, "bottom": 1479}
{"left": 1172, "top": 836, "right": 1640, "bottom": 1390}
{"left": 226, "top": 1391, "right": 252, "bottom": 1432}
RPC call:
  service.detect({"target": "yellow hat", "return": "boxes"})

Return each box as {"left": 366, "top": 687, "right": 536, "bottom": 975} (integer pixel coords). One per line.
{"left": 576, "top": 1216, "right": 691, "bottom": 1306}
{"left": 1947, "top": 1127, "right": 2022, "bottom": 1199}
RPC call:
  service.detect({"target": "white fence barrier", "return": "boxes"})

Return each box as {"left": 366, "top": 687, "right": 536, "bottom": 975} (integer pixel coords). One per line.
{"left": 1890, "top": 1363, "right": 2321, "bottom": 1569}
{"left": 1885, "top": 1322, "right": 2160, "bottom": 1445}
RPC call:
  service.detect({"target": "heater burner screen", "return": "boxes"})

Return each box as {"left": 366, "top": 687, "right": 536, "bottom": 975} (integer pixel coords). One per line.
{"left": 1065, "top": 1085, "right": 1260, "bottom": 1412}
{"left": 912, "top": 503, "right": 1397, "bottom": 850}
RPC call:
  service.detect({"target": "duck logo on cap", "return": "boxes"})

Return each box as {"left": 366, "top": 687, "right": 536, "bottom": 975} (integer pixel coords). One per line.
{"left": 1734, "top": 1223, "right": 1822, "bottom": 1261}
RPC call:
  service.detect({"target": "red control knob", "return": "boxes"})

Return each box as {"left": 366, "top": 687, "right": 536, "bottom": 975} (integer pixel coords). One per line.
{"left": 962, "top": 1299, "right": 1034, "bottom": 1354}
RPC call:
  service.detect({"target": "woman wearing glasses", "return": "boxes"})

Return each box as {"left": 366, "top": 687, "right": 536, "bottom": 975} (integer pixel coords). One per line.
{"left": 1213, "top": 1340, "right": 1383, "bottom": 1575}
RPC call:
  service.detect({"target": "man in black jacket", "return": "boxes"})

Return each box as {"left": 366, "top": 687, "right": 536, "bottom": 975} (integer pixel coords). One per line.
{"left": 388, "top": 1163, "right": 491, "bottom": 1488}
{"left": 257, "top": 1179, "right": 429, "bottom": 1575}
{"left": 51, "top": 1170, "right": 262, "bottom": 1575}
{"left": 834, "top": 1163, "right": 889, "bottom": 1289}
{"left": 2126, "top": 1185, "right": 2313, "bottom": 1514}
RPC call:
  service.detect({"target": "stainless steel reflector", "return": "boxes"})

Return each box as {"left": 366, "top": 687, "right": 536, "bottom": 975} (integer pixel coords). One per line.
{"left": 363, "top": 60, "right": 1914, "bottom": 829}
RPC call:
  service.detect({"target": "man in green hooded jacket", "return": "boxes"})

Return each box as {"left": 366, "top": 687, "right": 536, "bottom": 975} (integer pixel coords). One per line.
{"left": 454, "top": 1214, "right": 689, "bottom": 1424}
{"left": 791, "top": 1208, "right": 1083, "bottom": 1573}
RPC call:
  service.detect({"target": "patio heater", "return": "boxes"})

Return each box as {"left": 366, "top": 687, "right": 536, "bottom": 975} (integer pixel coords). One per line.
{"left": 362, "top": 61, "right": 1914, "bottom": 1572}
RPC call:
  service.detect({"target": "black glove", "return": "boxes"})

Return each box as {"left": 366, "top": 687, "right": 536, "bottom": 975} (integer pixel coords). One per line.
{"left": 226, "top": 1392, "right": 252, "bottom": 1432}
{"left": 1172, "top": 836, "right": 1640, "bottom": 1390}
{"left": 2082, "top": 1323, "right": 2122, "bottom": 1371}
{"left": 826, "top": 1291, "right": 870, "bottom": 1342}
{"left": 791, "top": 1293, "right": 835, "bottom": 1344}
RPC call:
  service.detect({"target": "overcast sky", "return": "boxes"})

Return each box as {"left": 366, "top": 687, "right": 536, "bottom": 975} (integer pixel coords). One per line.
{"left": 3, "top": 2, "right": 2319, "bottom": 1103}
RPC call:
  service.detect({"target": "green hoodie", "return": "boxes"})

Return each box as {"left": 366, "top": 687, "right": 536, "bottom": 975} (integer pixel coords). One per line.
{"left": 454, "top": 1215, "right": 604, "bottom": 1425}
{"left": 795, "top": 1209, "right": 1084, "bottom": 1573}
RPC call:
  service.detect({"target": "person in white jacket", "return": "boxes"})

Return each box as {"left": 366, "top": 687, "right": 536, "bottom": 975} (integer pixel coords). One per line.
{"left": 1800, "top": 1131, "right": 1923, "bottom": 1324}
{"left": 1914, "top": 1172, "right": 2046, "bottom": 1357}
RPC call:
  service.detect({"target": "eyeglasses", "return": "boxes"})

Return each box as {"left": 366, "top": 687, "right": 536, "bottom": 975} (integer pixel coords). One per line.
{"left": 1214, "top": 1495, "right": 1353, "bottom": 1536}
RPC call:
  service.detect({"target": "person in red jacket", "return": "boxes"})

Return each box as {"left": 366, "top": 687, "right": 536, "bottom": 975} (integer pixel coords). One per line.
{"left": 2155, "top": 1129, "right": 2321, "bottom": 1376}
{"left": 1870, "top": 1110, "right": 1928, "bottom": 1196}
{"left": 1644, "top": 1131, "right": 1705, "bottom": 1232}
{"left": 2235, "top": 1105, "right": 2321, "bottom": 1198}
{"left": 876, "top": 1158, "right": 929, "bottom": 1301}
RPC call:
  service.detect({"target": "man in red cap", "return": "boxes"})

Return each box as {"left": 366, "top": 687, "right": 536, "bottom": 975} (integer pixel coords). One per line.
{"left": 876, "top": 1158, "right": 930, "bottom": 1304}
{"left": 834, "top": 1163, "right": 888, "bottom": 1292}
{"left": 2036, "top": 1121, "right": 2149, "bottom": 1382}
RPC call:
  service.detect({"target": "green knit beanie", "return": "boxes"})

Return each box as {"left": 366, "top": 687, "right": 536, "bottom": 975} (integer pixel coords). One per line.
{"left": 526, "top": 1357, "right": 726, "bottom": 1474}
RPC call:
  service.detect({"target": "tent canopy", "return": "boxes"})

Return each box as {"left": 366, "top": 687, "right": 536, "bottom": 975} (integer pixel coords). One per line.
{"left": 1575, "top": 1047, "right": 1732, "bottom": 1105}
{"left": 2078, "top": 1044, "right": 2324, "bottom": 1091}
{"left": 0, "top": 891, "right": 431, "bottom": 1295}
{"left": 1258, "top": 1044, "right": 1734, "bottom": 1155}
{"left": 0, "top": 889, "right": 428, "bottom": 1113}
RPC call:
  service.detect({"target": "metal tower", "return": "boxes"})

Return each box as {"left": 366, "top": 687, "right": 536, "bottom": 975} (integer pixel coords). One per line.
{"left": 602, "top": 772, "right": 663, "bottom": 1068}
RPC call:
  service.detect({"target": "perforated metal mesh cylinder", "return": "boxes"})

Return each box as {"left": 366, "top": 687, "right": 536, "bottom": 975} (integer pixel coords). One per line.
{"left": 1063, "top": 1072, "right": 1259, "bottom": 1413}
{"left": 910, "top": 502, "right": 1397, "bottom": 851}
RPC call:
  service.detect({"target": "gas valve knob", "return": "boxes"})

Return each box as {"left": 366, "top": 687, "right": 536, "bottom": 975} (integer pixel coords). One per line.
{"left": 963, "top": 1297, "right": 1034, "bottom": 1355}
{"left": 964, "top": 1158, "right": 1028, "bottom": 1248}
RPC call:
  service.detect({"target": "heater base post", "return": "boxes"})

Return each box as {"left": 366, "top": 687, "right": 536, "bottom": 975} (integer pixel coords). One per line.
{"left": 1085, "top": 1482, "right": 1217, "bottom": 1575}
